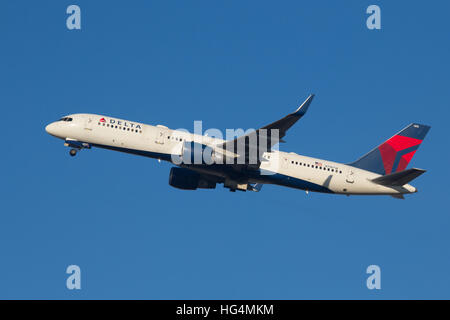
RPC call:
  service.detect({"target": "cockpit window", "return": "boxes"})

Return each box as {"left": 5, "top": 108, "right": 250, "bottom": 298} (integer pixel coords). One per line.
{"left": 59, "top": 117, "right": 73, "bottom": 122}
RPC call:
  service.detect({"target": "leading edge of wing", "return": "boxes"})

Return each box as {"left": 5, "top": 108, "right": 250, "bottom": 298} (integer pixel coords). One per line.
{"left": 261, "top": 93, "right": 314, "bottom": 138}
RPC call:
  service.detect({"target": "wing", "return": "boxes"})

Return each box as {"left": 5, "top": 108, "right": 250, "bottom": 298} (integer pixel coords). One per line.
{"left": 260, "top": 93, "right": 314, "bottom": 141}
{"left": 219, "top": 94, "right": 314, "bottom": 164}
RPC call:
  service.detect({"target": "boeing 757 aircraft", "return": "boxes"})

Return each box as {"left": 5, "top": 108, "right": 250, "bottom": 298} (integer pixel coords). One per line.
{"left": 45, "top": 95, "right": 430, "bottom": 198}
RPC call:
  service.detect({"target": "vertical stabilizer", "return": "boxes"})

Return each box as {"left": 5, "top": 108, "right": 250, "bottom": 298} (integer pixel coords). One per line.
{"left": 349, "top": 123, "right": 430, "bottom": 175}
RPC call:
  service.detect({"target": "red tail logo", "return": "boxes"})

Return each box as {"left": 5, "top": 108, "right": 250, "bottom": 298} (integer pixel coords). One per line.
{"left": 378, "top": 135, "right": 423, "bottom": 174}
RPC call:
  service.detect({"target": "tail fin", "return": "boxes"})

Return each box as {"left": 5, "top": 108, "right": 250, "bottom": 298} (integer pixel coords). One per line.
{"left": 349, "top": 123, "right": 430, "bottom": 175}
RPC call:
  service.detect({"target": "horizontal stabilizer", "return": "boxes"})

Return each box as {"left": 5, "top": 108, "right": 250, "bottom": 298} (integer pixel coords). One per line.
{"left": 371, "top": 168, "right": 426, "bottom": 186}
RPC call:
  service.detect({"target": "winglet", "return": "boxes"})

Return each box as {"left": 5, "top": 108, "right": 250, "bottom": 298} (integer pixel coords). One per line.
{"left": 294, "top": 94, "right": 315, "bottom": 116}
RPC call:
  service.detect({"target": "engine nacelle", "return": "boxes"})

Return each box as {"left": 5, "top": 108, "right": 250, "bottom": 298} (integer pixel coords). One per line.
{"left": 168, "top": 167, "right": 216, "bottom": 190}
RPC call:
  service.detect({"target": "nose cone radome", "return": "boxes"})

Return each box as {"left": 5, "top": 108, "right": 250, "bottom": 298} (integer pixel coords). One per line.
{"left": 45, "top": 122, "right": 57, "bottom": 136}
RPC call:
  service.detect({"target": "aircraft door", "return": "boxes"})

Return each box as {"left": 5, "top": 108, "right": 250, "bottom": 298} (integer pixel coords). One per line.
{"left": 155, "top": 128, "right": 166, "bottom": 144}
{"left": 84, "top": 116, "right": 94, "bottom": 131}
{"left": 281, "top": 156, "right": 289, "bottom": 170}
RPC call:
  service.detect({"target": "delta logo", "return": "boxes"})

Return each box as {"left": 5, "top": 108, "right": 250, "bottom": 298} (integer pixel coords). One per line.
{"left": 98, "top": 117, "right": 142, "bottom": 129}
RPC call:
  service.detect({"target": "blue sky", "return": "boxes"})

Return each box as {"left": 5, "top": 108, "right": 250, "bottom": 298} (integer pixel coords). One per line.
{"left": 0, "top": 1, "right": 449, "bottom": 299}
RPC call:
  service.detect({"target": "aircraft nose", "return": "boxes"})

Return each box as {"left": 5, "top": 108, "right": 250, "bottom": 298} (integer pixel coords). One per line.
{"left": 45, "top": 122, "right": 57, "bottom": 136}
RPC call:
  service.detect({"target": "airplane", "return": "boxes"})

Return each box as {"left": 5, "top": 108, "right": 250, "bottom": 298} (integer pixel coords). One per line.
{"left": 45, "top": 94, "right": 430, "bottom": 198}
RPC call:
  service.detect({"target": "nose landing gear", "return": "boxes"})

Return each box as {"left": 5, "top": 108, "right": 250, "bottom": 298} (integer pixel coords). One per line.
{"left": 65, "top": 140, "right": 91, "bottom": 157}
{"left": 69, "top": 149, "right": 77, "bottom": 157}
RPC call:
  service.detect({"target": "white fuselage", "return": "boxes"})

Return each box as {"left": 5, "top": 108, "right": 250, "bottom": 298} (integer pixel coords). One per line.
{"left": 45, "top": 113, "right": 417, "bottom": 195}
